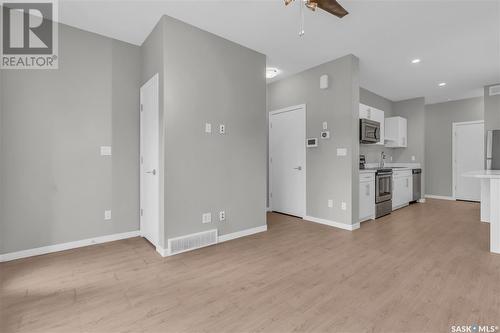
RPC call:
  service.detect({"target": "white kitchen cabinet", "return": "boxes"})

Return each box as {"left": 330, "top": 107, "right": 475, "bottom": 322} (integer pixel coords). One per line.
{"left": 359, "top": 173, "right": 375, "bottom": 222}
{"left": 392, "top": 170, "right": 412, "bottom": 210}
{"left": 359, "top": 104, "right": 385, "bottom": 145}
{"left": 385, "top": 116, "right": 407, "bottom": 148}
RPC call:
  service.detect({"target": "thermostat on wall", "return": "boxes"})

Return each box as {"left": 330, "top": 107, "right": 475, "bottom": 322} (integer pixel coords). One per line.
{"left": 306, "top": 138, "right": 318, "bottom": 148}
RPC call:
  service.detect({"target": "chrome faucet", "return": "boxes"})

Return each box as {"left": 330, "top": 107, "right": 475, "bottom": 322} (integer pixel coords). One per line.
{"left": 380, "top": 152, "right": 386, "bottom": 169}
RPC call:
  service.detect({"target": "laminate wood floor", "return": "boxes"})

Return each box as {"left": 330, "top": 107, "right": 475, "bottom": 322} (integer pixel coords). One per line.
{"left": 1, "top": 199, "right": 499, "bottom": 333}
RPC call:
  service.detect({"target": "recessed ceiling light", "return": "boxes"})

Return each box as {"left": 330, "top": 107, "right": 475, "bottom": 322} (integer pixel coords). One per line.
{"left": 266, "top": 68, "right": 280, "bottom": 79}
{"left": 438, "top": 82, "right": 447, "bottom": 87}
{"left": 411, "top": 59, "right": 421, "bottom": 64}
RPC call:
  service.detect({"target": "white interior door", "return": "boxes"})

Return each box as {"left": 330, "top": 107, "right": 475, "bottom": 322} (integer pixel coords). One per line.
{"left": 140, "top": 74, "right": 160, "bottom": 246}
{"left": 269, "top": 105, "right": 306, "bottom": 217}
{"left": 454, "top": 121, "right": 484, "bottom": 201}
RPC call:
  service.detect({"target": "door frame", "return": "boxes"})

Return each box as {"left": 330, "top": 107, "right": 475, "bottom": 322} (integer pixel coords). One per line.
{"left": 452, "top": 120, "right": 484, "bottom": 200}
{"left": 140, "top": 73, "right": 160, "bottom": 247}
{"left": 268, "top": 104, "right": 307, "bottom": 218}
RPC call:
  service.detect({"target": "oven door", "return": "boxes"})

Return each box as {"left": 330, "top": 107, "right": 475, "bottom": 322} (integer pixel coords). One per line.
{"left": 376, "top": 173, "right": 392, "bottom": 203}
{"left": 360, "top": 119, "right": 380, "bottom": 143}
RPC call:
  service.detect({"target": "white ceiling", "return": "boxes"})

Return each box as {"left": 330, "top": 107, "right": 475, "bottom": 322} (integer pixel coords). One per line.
{"left": 58, "top": 0, "right": 500, "bottom": 104}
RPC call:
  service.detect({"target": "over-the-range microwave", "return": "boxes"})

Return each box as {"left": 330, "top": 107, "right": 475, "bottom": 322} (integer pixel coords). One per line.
{"left": 360, "top": 118, "right": 380, "bottom": 144}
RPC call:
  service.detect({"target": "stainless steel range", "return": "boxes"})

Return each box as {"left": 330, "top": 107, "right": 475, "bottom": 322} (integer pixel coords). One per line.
{"left": 375, "top": 169, "right": 392, "bottom": 218}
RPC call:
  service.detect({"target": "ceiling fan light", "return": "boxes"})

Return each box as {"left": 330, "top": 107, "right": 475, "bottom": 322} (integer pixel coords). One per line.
{"left": 305, "top": 0, "right": 317, "bottom": 11}
{"left": 284, "top": 0, "right": 294, "bottom": 6}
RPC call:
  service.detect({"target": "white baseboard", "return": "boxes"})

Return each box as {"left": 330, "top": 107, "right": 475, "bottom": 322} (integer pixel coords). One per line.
{"left": 0, "top": 230, "right": 140, "bottom": 262}
{"left": 266, "top": 207, "right": 272, "bottom": 212}
{"left": 156, "top": 245, "right": 169, "bottom": 257}
{"left": 218, "top": 225, "right": 268, "bottom": 243}
{"left": 304, "top": 216, "right": 360, "bottom": 231}
{"left": 156, "top": 225, "right": 268, "bottom": 257}
{"left": 425, "top": 194, "right": 455, "bottom": 201}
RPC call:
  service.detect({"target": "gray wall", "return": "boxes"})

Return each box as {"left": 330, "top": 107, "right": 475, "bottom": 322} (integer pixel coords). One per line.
{"left": 268, "top": 55, "right": 360, "bottom": 226}
{"left": 359, "top": 88, "right": 393, "bottom": 163}
{"left": 161, "top": 16, "right": 267, "bottom": 239}
{"left": 0, "top": 69, "right": 3, "bottom": 250}
{"left": 392, "top": 98, "right": 426, "bottom": 195}
{"left": 485, "top": 84, "right": 500, "bottom": 131}
{"left": 0, "top": 23, "right": 141, "bottom": 254}
{"left": 425, "top": 97, "right": 484, "bottom": 197}
{"left": 391, "top": 98, "right": 426, "bottom": 163}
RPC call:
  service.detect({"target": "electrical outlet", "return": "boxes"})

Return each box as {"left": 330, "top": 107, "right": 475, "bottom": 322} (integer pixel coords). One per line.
{"left": 328, "top": 200, "right": 333, "bottom": 208}
{"left": 104, "top": 210, "right": 112, "bottom": 221}
{"left": 336, "top": 148, "right": 347, "bottom": 156}
{"left": 219, "top": 211, "right": 226, "bottom": 221}
{"left": 100, "top": 146, "right": 112, "bottom": 156}
{"left": 411, "top": 155, "right": 416, "bottom": 161}
{"left": 205, "top": 123, "right": 212, "bottom": 133}
{"left": 341, "top": 202, "right": 347, "bottom": 211}
{"left": 202, "top": 213, "right": 212, "bottom": 224}
{"left": 219, "top": 124, "right": 225, "bottom": 134}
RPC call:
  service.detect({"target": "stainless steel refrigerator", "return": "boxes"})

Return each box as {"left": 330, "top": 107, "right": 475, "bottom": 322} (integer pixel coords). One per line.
{"left": 486, "top": 130, "right": 500, "bottom": 170}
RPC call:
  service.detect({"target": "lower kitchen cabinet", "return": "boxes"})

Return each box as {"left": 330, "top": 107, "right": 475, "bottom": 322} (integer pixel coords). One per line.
{"left": 359, "top": 173, "right": 375, "bottom": 222}
{"left": 392, "top": 170, "right": 412, "bottom": 210}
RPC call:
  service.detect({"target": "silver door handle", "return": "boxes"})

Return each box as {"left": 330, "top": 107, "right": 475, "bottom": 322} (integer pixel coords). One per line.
{"left": 293, "top": 166, "right": 302, "bottom": 171}
{"left": 146, "top": 169, "right": 156, "bottom": 175}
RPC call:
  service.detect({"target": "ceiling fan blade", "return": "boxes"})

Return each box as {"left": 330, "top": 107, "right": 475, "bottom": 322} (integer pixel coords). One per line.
{"left": 316, "top": 0, "right": 349, "bottom": 18}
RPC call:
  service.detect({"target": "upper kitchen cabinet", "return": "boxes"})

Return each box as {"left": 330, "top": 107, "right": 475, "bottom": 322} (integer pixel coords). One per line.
{"left": 359, "top": 104, "right": 385, "bottom": 145}
{"left": 385, "top": 116, "right": 407, "bottom": 148}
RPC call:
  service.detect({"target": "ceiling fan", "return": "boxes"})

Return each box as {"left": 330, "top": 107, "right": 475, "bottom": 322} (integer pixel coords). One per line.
{"left": 284, "top": 0, "right": 349, "bottom": 36}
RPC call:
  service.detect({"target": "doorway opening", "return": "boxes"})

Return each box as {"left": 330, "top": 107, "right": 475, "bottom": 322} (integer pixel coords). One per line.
{"left": 140, "top": 74, "right": 160, "bottom": 247}
{"left": 453, "top": 120, "right": 484, "bottom": 202}
{"left": 269, "top": 104, "right": 306, "bottom": 218}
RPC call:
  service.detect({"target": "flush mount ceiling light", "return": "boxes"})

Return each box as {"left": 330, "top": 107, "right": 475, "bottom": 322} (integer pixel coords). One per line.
{"left": 411, "top": 59, "right": 421, "bottom": 64}
{"left": 266, "top": 68, "right": 280, "bottom": 79}
{"left": 438, "top": 82, "right": 447, "bottom": 87}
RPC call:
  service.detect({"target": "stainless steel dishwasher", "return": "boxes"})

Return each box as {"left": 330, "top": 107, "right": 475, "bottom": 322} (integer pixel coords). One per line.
{"left": 412, "top": 169, "right": 422, "bottom": 202}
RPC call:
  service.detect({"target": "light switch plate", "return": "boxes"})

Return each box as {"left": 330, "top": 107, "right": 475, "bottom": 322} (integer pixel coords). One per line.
{"left": 320, "top": 74, "right": 329, "bottom": 89}
{"left": 411, "top": 156, "right": 416, "bottom": 161}
{"left": 205, "top": 123, "right": 212, "bottom": 133}
{"left": 104, "top": 210, "right": 112, "bottom": 220}
{"left": 336, "top": 148, "right": 347, "bottom": 156}
{"left": 322, "top": 121, "right": 328, "bottom": 130}
{"left": 100, "top": 146, "right": 112, "bottom": 156}
{"left": 202, "top": 213, "right": 212, "bottom": 224}
{"left": 328, "top": 200, "right": 333, "bottom": 208}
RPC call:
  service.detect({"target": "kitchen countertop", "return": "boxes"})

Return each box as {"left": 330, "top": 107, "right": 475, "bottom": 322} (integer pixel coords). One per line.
{"left": 463, "top": 170, "right": 500, "bottom": 179}
{"left": 359, "top": 167, "right": 415, "bottom": 173}
{"left": 359, "top": 169, "right": 377, "bottom": 174}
